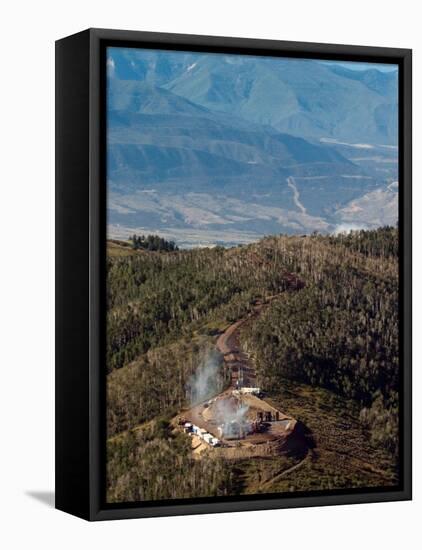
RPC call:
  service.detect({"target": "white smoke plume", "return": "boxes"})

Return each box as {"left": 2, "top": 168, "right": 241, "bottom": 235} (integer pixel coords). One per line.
{"left": 214, "top": 397, "right": 249, "bottom": 425}
{"left": 188, "top": 350, "right": 223, "bottom": 405}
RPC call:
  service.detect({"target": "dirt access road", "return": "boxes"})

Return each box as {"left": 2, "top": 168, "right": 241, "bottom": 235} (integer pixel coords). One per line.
{"left": 216, "top": 312, "right": 257, "bottom": 387}
{"left": 216, "top": 284, "right": 303, "bottom": 389}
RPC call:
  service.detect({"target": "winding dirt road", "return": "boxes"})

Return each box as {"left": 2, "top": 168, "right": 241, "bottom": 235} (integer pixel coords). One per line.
{"left": 216, "top": 285, "right": 303, "bottom": 389}
{"left": 216, "top": 312, "right": 257, "bottom": 387}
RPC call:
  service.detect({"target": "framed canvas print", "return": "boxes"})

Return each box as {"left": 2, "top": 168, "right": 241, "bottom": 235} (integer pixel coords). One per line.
{"left": 55, "top": 28, "right": 412, "bottom": 521}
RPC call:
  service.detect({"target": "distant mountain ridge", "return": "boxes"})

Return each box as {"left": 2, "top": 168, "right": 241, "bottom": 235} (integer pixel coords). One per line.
{"left": 106, "top": 48, "right": 398, "bottom": 247}
{"left": 109, "top": 49, "right": 398, "bottom": 145}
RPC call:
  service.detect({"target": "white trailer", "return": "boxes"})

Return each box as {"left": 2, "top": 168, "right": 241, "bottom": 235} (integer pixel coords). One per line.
{"left": 198, "top": 428, "right": 207, "bottom": 439}
{"left": 240, "top": 387, "right": 261, "bottom": 396}
{"left": 203, "top": 433, "right": 213, "bottom": 444}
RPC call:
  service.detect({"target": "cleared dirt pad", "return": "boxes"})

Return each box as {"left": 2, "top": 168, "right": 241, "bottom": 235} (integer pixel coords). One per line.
{"left": 178, "top": 295, "right": 308, "bottom": 461}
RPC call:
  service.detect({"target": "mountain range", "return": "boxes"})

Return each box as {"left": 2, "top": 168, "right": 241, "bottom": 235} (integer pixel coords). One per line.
{"left": 107, "top": 47, "right": 398, "bottom": 247}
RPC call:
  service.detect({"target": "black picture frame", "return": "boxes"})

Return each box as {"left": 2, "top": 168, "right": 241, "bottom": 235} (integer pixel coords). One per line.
{"left": 55, "top": 28, "right": 412, "bottom": 521}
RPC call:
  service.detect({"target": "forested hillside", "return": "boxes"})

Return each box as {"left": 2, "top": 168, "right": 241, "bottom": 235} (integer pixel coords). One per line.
{"left": 106, "top": 228, "right": 399, "bottom": 502}
{"left": 242, "top": 228, "right": 399, "bottom": 459}
{"left": 107, "top": 241, "right": 297, "bottom": 372}
{"left": 107, "top": 420, "right": 234, "bottom": 503}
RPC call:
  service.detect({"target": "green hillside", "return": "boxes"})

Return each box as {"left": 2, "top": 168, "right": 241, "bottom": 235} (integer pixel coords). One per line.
{"left": 106, "top": 228, "right": 399, "bottom": 502}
